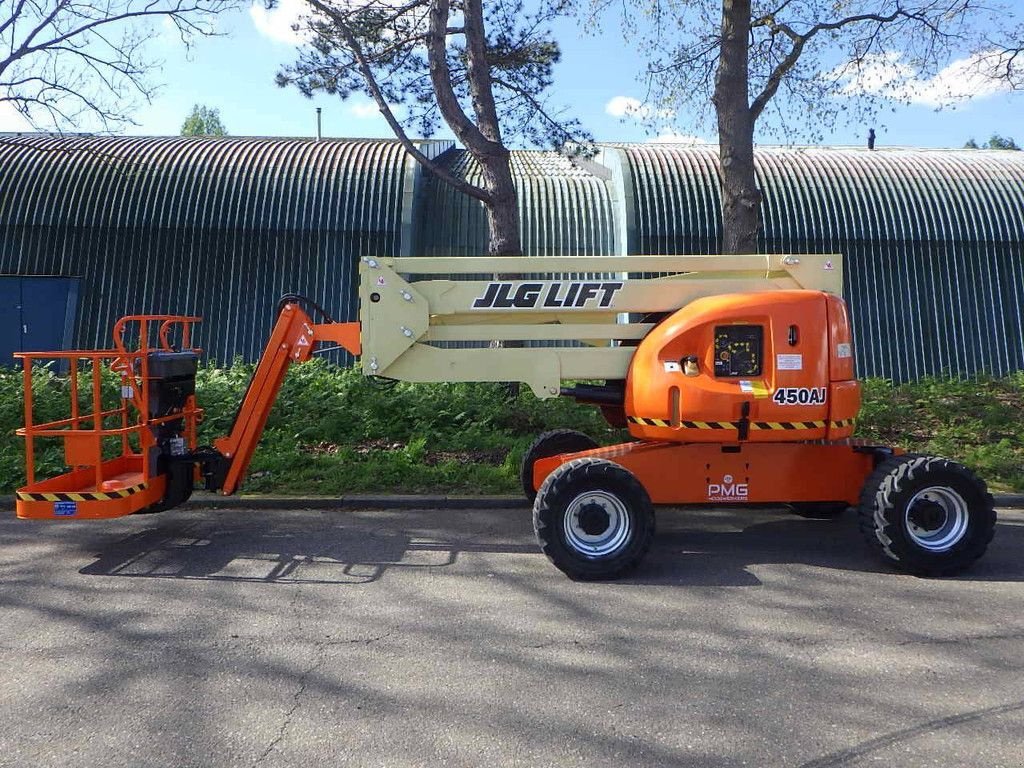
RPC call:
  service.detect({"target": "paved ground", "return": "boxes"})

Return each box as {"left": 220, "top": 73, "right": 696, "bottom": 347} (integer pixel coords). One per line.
{"left": 2, "top": 503, "right": 1023, "bottom": 768}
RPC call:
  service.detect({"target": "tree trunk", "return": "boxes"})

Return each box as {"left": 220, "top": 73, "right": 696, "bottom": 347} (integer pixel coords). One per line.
{"left": 461, "top": 0, "right": 522, "bottom": 257}
{"left": 713, "top": 0, "right": 761, "bottom": 255}
{"left": 479, "top": 147, "right": 522, "bottom": 257}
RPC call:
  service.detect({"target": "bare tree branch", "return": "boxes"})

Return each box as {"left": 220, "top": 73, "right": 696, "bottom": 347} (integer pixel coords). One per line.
{"left": 1, "top": 0, "right": 240, "bottom": 132}
{"left": 304, "top": 0, "right": 492, "bottom": 204}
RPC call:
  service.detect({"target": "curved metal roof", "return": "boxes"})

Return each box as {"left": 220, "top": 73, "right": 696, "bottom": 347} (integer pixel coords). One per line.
{"left": 617, "top": 144, "right": 1024, "bottom": 249}
{"left": 415, "top": 149, "right": 616, "bottom": 257}
{"left": 0, "top": 135, "right": 419, "bottom": 360}
{"left": 612, "top": 144, "right": 1024, "bottom": 379}
{"left": 0, "top": 134, "right": 411, "bottom": 231}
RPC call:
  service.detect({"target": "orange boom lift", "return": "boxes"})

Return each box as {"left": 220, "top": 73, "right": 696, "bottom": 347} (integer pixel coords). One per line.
{"left": 14, "top": 255, "right": 996, "bottom": 580}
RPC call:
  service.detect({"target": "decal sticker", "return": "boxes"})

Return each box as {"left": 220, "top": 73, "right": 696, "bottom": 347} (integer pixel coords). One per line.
{"left": 772, "top": 387, "right": 828, "bottom": 406}
{"left": 738, "top": 380, "right": 770, "bottom": 397}
{"left": 708, "top": 474, "right": 749, "bottom": 502}
{"left": 53, "top": 501, "right": 77, "bottom": 517}
{"left": 376, "top": 275, "right": 386, "bottom": 286}
{"left": 471, "top": 281, "right": 624, "bottom": 310}
{"left": 836, "top": 342, "right": 852, "bottom": 359}
{"left": 777, "top": 353, "right": 803, "bottom": 371}
{"left": 663, "top": 361, "right": 681, "bottom": 373}
{"left": 824, "top": 260, "right": 834, "bottom": 271}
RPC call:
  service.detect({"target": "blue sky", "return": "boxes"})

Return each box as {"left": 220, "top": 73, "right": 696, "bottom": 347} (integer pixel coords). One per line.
{"left": 4, "top": 2, "right": 1021, "bottom": 149}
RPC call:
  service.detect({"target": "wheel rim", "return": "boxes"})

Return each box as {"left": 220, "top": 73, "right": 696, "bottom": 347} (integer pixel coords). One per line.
{"left": 563, "top": 490, "right": 631, "bottom": 558}
{"left": 904, "top": 486, "right": 970, "bottom": 553}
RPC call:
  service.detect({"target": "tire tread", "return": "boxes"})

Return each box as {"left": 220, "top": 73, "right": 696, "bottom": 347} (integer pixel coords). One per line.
{"left": 858, "top": 453, "right": 995, "bottom": 575}
{"left": 533, "top": 457, "right": 654, "bottom": 580}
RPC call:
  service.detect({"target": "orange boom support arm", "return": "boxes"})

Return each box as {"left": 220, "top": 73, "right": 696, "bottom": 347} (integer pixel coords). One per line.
{"left": 212, "top": 302, "right": 360, "bottom": 495}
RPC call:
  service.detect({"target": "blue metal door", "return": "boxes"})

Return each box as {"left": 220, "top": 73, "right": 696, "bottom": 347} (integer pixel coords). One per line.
{"left": 0, "top": 277, "right": 20, "bottom": 365}
{"left": 0, "top": 276, "right": 80, "bottom": 366}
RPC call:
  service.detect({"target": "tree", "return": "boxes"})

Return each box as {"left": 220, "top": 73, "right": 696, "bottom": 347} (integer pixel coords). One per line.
{"left": 973, "top": 25, "right": 1023, "bottom": 89}
{"left": 1, "top": 0, "right": 238, "bottom": 133}
{"left": 181, "top": 104, "right": 228, "bottom": 136}
{"left": 592, "top": 1, "right": 997, "bottom": 254}
{"left": 964, "top": 134, "right": 1020, "bottom": 150}
{"left": 275, "top": 0, "right": 590, "bottom": 257}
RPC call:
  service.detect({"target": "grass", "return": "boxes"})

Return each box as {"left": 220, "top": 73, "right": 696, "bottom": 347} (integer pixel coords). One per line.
{"left": 3, "top": 361, "right": 1022, "bottom": 495}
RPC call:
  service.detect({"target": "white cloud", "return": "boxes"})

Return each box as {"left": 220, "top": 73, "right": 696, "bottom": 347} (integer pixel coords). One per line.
{"left": 348, "top": 99, "right": 405, "bottom": 120}
{"left": 648, "top": 131, "right": 709, "bottom": 145}
{"left": 0, "top": 102, "right": 32, "bottom": 132}
{"left": 350, "top": 101, "right": 380, "bottom": 119}
{"left": 834, "top": 50, "right": 1014, "bottom": 107}
{"left": 605, "top": 95, "right": 675, "bottom": 120}
{"left": 249, "top": 0, "right": 311, "bottom": 46}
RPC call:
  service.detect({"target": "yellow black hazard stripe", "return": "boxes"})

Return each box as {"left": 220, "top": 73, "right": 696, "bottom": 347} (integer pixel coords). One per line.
{"left": 750, "top": 420, "right": 827, "bottom": 431}
{"left": 629, "top": 417, "right": 736, "bottom": 429}
{"left": 17, "top": 482, "right": 147, "bottom": 503}
{"left": 629, "top": 417, "right": 855, "bottom": 431}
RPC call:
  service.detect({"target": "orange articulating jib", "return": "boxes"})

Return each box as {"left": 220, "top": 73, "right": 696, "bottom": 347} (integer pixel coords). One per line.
{"left": 212, "top": 306, "right": 361, "bottom": 495}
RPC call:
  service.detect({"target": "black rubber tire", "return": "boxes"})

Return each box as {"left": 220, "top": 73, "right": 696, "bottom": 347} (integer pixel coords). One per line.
{"left": 789, "top": 502, "right": 849, "bottom": 519}
{"left": 858, "top": 454, "right": 995, "bottom": 576}
{"left": 520, "top": 429, "right": 599, "bottom": 503}
{"left": 533, "top": 457, "right": 655, "bottom": 581}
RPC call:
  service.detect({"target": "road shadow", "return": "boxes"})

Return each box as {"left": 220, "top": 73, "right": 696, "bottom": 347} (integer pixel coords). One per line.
{"left": 77, "top": 512, "right": 539, "bottom": 585}
{"left": 633, "top": 507, "right": 1024, "bottom": 586}
{"left": 75, "top": 507, "right": 1024, "bottom": 587}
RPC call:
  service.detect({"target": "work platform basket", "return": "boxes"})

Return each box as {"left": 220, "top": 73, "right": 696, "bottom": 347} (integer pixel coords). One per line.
{"left": 15, "top": 316, "right": 203, "bottom": 520}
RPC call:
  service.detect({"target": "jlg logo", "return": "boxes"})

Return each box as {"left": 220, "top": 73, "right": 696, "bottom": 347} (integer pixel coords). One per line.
{"left": 471, "top": 281, "right": 623, "bottom": 309}
{"left": 707, "top": 474, "right": 749, "bottom": 502}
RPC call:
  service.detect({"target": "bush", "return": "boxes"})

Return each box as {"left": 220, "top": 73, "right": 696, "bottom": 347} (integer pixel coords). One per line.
{"left": 3, "top": 362, "right": 1022, "bottom": 495}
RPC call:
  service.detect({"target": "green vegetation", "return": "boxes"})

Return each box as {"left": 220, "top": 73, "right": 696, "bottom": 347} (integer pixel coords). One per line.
{"left": 181, "top": 104, "right": 228, "bottom": 137}
{"left": 964, "top": 134, "right": 1020, "bottom": 150}
{"left": 3, "top": 361, "right": 1023, "bottom": 495}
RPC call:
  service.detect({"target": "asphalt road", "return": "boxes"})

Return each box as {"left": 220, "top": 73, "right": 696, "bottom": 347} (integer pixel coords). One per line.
{"left": 2, "top": 503, "right": 1023, "bottom": 768}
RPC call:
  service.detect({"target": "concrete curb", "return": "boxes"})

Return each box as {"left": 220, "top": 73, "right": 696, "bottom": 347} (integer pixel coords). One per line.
{"left": 5, "top": 493, "right": 1023, "bottom": 510}
{"left": 185, "top": 493, "right": 528, "bottom": 510}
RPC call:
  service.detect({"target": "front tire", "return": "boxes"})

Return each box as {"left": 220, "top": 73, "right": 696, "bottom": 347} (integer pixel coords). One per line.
{"left": 533, "top": 458, "right": 655, "bottom": 580}
{"left": 858, "top": 455, "right": 995, "bottom": 576}
{"left": 520, "top": 429, "right": 599, "bottom": 503}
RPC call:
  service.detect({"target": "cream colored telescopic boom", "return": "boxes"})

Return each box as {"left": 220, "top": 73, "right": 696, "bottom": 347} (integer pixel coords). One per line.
{"left": 358, "top": 254, "right": 842, "bottom": 397}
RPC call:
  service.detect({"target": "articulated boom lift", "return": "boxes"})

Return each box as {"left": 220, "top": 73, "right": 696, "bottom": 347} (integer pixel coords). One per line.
{"left": 15, "top": 254, "right": 995, "bottom": 580}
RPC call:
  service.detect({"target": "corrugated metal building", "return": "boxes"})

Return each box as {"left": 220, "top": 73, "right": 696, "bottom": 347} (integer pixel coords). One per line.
{"left": 602, "top": 145, "right": 1024, "bottom": 379}
{"left": 0, "top": 135, "right": 450, "bottom": 361}
{"left": 1, "top": 135, "right": 1022, "bottom": 379}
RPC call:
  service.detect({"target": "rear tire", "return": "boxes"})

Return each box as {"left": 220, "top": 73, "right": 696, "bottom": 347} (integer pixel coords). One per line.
{"left": 520, "top": 429, "right": 599, "bottom": 503}
{"left": 858, "top": 455, "right": 995, "bottom": 576}
{"left": 533, "top": 458, "right": 654, "bottom": 580}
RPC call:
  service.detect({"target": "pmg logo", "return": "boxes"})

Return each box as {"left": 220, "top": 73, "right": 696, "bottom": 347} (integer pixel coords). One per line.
{"left": 707, "top": 474, "right": 749, "bottom": 502}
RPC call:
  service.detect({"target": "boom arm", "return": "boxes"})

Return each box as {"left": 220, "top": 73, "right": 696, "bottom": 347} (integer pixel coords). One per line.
{"left": 211, "top": 302, "right": 360, "bottom": 495}
{"left": 359, "top": 253, "right": 842, "bottom": 397}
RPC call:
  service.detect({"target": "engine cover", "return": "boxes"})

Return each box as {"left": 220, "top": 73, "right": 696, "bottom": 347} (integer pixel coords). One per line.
{"left": 624, "top": 290, "right": 860, "bottom": 443}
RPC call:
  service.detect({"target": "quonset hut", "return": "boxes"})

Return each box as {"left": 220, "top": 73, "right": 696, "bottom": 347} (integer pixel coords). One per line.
{"left": 1, "top": 134, "right": 1022, "bottom": 380}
